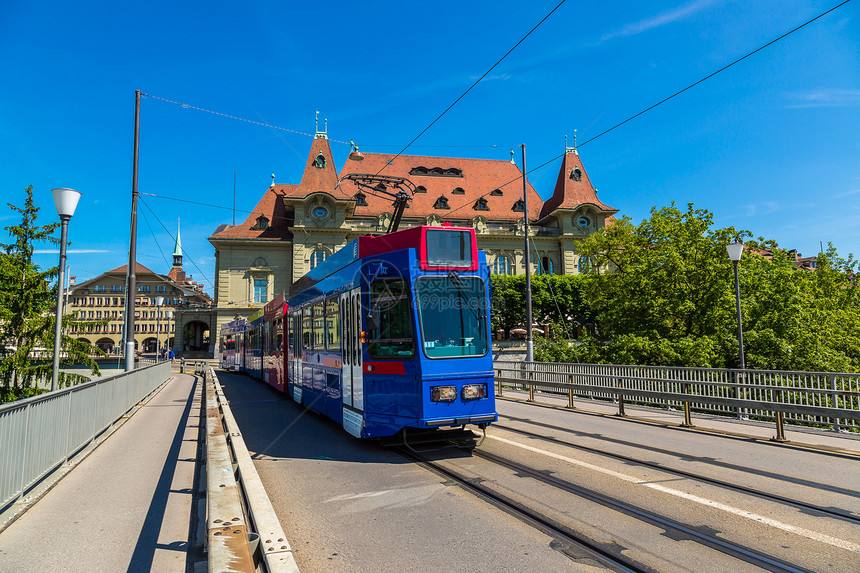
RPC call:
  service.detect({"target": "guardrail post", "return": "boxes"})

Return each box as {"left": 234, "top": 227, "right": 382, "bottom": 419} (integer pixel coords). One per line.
{"left": 496, "top": 368, "right": 503, "bottom": 397}
{"left": 830, "top": 374, "right": 841, "bottom": 432}
{"left": 567, "top": 374, "right": 575, "bottom": 409}
{"left": 527, "top": 365, "right": 534, "bottom": 402}
{"left": 773, "top": 388, "right": 788, "bottom": 442}
{"left": 681, "top": 381, "right": 693, "bottom": 427}
{"left": 180, "top": 358, "right": 185, "bottom": 374}
{"left": 736, "top": 370, "right": 747, "bottom": 420}
{"left": 616, "top": 374, "right": 625, "bottom": 417}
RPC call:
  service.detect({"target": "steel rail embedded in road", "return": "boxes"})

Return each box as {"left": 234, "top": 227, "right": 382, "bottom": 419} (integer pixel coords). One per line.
{"left": 472, "top": 448, "right": 816, "bottom": 573}
{"left": 397, "top": 446, "right": 651, "bottom": 573}
{"left": 492, "top": 421, "right": 860, "bottom": 525}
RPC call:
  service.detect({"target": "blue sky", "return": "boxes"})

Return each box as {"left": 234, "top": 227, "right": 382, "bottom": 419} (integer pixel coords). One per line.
{"left": 2, "top": 0, "right": 858, "bottom": 293}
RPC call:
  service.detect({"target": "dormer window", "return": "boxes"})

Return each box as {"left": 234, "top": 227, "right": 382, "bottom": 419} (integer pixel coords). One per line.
{"left": 570, "top": 167, "right": 582, "bottom": 181}
{"left": 415, "top": 185, "right": 427, "bottom": 193}
{"left": 452, "top": 187, "right": 465, "bottom": 195}
{"left": 512, "top": 199, "right": 525, "bottom": 212}
{"left": 354, "top": 192, "right": 367, "bottom": 206}
{"left": 473, "top": 198, "right": 489, "bottom": 211}
{"left": 313, "top": 152, "right": 326, "bottom": 169}
{"left": 255, "top": 214, "right": 269, "bottom": 229}
{"left": 410, "top": 166, "right": 428, "bottom": 175}
{"left": 434, "top": 196, "right": 450, "bottom": 209}
{"left": 490, "top": 189, "right": 503, "bottom": 196}
{"left": 409, "top": 166, "right": 463, "bottom": 177}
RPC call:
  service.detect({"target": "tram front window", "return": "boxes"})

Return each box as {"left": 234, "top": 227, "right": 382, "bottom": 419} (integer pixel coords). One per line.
{"left": 416, "top": 275, "right": 488, "bottom": 358}
{"left": 368, "top": 279, "right": 415, "bottom": 358}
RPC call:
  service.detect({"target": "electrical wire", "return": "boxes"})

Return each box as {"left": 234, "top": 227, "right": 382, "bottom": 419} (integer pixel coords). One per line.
{"left": 140, "top": 93, "right": 353, "bottom": 145}
{"left": 138, "top": 197, "right": 215, "bottom": 291}
{"left": 139, "top": 206, "right": 170, "bottom": 269}
{"left": 372, "top": 0, "right": 568, "bottom": 177}
{"left": 441, "top": 0, "right": 854, "bottom": 219}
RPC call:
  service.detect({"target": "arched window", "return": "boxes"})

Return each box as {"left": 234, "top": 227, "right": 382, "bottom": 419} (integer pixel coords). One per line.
{"left": 512, "top": 199, "right": 525, "bottom": 212}
{"left": 434, "top": 196, "right": 450, "bottom": 209}
{"left": 570, "top": 167, "right": 582, "bottom": 181}
{"left": 578, "top": 256, "right": 591, "bottom": 274}
{"left": 541, "top": 256, "right": 554, "bottom": 275}
{"left": 310, "top": 249, "right": 328, "bottom": 269}
{"left": 473, "top": 197, "right": 489, "bottom": 211}
{"left": 493, "top": 256, "right": 513, "bottom": 275}
{"left": 452, "top": 187, "right": 465, "bottom": 195}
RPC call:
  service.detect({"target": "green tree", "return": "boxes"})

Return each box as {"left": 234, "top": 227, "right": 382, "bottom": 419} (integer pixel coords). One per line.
{"left": 563, "top": 202, "right": 860, "bottom": 372}
{"left": 0, "top": 186, "right": 104, "bottom": 403}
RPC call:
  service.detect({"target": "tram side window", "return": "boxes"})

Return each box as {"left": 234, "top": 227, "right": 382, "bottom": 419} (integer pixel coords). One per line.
{"left": 313, "top": 302, "right": 325, "bottom": 349}
{"left": 302, "top": 307, "right": 313, "bottom": 349}
{"left": 325, "top": 296, "right": 341, "bottom": 352}
{"left": 287, "top": 316, "right": 293, "bottom": 352}
{"left": 368, "top": 279, "right": 415, "bottom": 358}
{"left": 276, "top": 317, "right": 283, "bottom": 351}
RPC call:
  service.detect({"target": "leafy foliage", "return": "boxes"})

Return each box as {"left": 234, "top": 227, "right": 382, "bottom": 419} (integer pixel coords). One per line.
{"left": 560, "top": 203, "right": 860, "bottom": 372}
{"left": 0, "top": 186, "right": 104, "bottom": 403}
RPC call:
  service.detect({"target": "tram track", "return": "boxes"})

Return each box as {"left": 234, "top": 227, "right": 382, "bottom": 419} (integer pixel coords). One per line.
{"left": 395, "top": 446, "right": 653, "bottom": 573}
{"left": 400, "top": 444, "right": 817, "bottom": 573}
{"left": 492, "top": 421, "right": 860, "bottom": 526}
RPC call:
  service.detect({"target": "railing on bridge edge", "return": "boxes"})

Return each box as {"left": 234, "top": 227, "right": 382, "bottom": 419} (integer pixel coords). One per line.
{"left": 204, "top": 366, "right": 300, "bottom": 573}
{"left": 495, "top": 361, "right": 860, "bottom": 440}
{"left": 0, "top": 361, "right": 172, "bottom": 521}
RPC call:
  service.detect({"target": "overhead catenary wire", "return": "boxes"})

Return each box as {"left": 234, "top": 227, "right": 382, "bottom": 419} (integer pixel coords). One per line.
{"left": 139, "top": 197, "right": 215, "bottom": 292}
{"left": 139, "top": 206, "right": 170, "bottom": 269}
{"left": 371, "top": 0, "right": 568, "bottom": 177}
{"left": 441, "top": 0, "right": 854, "bottom": 220}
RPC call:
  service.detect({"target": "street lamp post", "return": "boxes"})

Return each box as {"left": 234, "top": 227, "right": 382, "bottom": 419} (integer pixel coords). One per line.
{"left": 726, "top": 242, "right": 745, "bottom": 370}
{"left": 50, "top": 188, "right": 82, "bottom": 392}
{"left": 155, "top": 296, "right": 164, "bottom": 361}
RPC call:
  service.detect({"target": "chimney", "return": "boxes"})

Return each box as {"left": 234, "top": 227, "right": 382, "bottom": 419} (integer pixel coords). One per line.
{"left": 70, "top": 275, "right": 76, "bottom": 286}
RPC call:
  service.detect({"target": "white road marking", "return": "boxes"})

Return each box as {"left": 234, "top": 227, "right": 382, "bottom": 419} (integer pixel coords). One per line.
{"left": 488, "top": 434, "right": 860, "bottom": 553}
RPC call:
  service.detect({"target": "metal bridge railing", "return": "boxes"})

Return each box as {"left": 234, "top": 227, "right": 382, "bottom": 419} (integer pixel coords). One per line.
{"left": 0, "top": 361, "right": 172, "bottom": 517}
{"left": 495, "top": 361, "right": 860, "bottom": 440}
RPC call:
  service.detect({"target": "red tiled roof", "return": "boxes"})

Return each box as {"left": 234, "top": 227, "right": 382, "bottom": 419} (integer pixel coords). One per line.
{"left": 208, "top": 186, "right": 292, "bottom": 241}
{"left": 284, "top": 138, "right": 351, "bottom": 200}
{"left": 106, "top": 262, "right": 157, "bottom": 275}
{"left": 539, "top": 151, "right": 617, "bottom": 218}
{"left": 339, "top": 153, "right": 543, "bottom": 222}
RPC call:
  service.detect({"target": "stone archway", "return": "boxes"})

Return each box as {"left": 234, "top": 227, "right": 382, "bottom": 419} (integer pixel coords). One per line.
{"left": 142, "top": 337, "right": 158, "bottom": 353}
{"left": 182, "top": 321, "right": 210, "bottom": 352}
{"left": 95, "top": 337, "right": 115, "bottom": 354}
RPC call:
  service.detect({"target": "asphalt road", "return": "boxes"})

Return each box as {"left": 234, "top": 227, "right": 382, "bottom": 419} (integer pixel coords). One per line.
{"left": 218, "top": 371, "right": 860, "bottom": 572}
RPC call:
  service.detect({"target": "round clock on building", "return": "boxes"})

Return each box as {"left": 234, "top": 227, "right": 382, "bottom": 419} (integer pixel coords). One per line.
{"left": 312, "top": 207, "right": 328, "bottom": 219}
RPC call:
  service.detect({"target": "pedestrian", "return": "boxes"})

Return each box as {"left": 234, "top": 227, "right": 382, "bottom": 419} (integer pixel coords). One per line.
{"left": 168, "top": 348, "right": 175, "bottom": 364}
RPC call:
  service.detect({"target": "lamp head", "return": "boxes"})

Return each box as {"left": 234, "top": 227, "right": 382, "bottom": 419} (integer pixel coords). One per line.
{"left": 155, "top": 296, "right": 165, "bottom": 307}
{"left": 726, "top": 242, "right": 744, "bottom": 262}
{"left": 51, "top": 188, "right": 81, "bottom": 219}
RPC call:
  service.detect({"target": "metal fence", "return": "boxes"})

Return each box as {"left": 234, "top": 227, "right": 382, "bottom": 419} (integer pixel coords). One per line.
{"left": 0, "top": 361, "right": 172, "bottom": 513}
{"left": 495, "top": 361, "right": 860, "bottom": 437}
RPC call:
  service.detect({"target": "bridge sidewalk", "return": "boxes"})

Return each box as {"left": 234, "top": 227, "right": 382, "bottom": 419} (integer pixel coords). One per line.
{"left": 0, "top": 370, "right": 202, "bottom": 573}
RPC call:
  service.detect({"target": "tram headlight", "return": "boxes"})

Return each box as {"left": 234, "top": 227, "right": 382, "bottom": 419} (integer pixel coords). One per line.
{"left": 431, "top": 386, "right": 457, "bottom": 402}
{"left": 461, "top": 384, "right": 487, "bottom": 400}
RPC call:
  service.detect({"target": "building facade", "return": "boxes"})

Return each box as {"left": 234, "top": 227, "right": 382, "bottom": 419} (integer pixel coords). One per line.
{"left": 68, "top": 227, "right": 212, "bottom": 355}
{"left": 208, "top": 126, "right": 617, "bottom": 351}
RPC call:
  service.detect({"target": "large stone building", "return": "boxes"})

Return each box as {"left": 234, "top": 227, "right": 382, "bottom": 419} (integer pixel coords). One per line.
{"left": 208, "top": 125, "right": 617, "bottom": 346}
{"left": 68, "top": 227, "right": 212, "bottom": 355}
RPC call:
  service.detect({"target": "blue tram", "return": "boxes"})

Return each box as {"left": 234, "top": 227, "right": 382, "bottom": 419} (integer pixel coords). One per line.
{"left": 286, "top": 225, "right": 496, "bottom": 439}
{"left": 219, "top": 317, "right": 246, "bottom": 371}
{"left": 243, "top": 308, "right": 264, "bottom": 380}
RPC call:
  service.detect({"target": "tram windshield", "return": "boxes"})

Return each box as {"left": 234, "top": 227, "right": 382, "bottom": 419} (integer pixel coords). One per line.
{"left": 416, "top": 275, "right": 488, "bottom": 359}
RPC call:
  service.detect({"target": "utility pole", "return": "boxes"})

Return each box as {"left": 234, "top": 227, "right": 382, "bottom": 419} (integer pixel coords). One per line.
{"left": 521, "top": 144, "right": 533, "bottom": 363}
{"left": 124, "top": 90, "right": 141, "bottom": 371}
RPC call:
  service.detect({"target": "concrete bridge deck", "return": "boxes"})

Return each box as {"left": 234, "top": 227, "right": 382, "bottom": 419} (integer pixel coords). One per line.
{"left": 0, "top": 367, "right": 857, "bottom": 572}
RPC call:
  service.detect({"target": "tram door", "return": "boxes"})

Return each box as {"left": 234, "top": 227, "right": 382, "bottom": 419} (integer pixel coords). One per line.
{"left": 291, "top": 312, "right": 302, "bottom": 403}
{"left": 340, "top": 287, "right": 364, "bottom": 437}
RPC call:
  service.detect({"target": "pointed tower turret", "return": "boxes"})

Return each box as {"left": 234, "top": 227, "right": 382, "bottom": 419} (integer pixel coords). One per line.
{"left": 168, "top": 219, "right": 187, "bottom": 283}
{"left": 172, "top": 218, "right": 183, "bottom": 269}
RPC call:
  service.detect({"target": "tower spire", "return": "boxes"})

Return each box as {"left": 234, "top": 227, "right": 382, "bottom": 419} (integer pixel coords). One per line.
{"left": 172, "top": 218, "right": 183, "bottom": 268}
